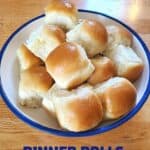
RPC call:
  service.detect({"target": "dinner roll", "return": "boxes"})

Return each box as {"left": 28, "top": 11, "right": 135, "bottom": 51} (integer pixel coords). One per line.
{"left": 49, "top": 84, "right": 103, "bottom": 132}
{"left": 26, "top": 25, "right": 66, "bottom": 61}
{"left": 94, "top": 77, "right": 136, "bottom": 119}
{"left": 19, "top": 66, "right": 53, "bottom": 108}
{"left": 66, "top": 19, "right": 108, "bottom": 57}
{"left": 45, "top": 0, "right": 78, "bottom": 30}
{"left": 42, "top": 91, "right": 56, "bottom": 117}
{"left": 17, "top": 44, "right": 43, "bottom": 70}
{"left": 46, "top": 42, "right": 95, "bottom": 89}
{"left": 88, "top": 56, "right": 116, "bottom": 85}
{"left": 104, "top": 45, "right": 144, "bottom": 81}
{"left": 106, "top": 25, "right": 133, "bottom": 48}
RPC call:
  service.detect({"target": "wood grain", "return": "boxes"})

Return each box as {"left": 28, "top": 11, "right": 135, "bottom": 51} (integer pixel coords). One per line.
{"left": 0, "top": 0, "right": 150, "bottom": 150}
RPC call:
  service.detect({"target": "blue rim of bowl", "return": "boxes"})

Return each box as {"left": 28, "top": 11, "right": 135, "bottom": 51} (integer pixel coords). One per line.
{"left": 0, "top": 9, "right": 150, "bottom": 137}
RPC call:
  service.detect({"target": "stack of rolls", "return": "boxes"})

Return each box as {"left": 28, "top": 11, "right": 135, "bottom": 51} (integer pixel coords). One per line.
{"left": 17, "top": 0, "right": 144, "bottom": 132}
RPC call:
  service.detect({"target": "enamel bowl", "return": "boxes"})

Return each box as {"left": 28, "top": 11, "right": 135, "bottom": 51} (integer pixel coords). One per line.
{"left": 0, "top": 10, "right": 150, "bottom": 137}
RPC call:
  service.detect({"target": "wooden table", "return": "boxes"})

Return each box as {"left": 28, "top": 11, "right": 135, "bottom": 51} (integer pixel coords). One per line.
{"left": 0, "top": 0, "right": 150, "bottom": 149}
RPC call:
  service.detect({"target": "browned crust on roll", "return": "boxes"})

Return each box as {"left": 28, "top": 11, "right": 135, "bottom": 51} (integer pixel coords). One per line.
{"left": 46, "top": 42, "right": 94, "bottom": 89}
{"left": 96, "top": 78, "right": 137, "bottom": 119}
{"left": 43, "top": 25, "right": 66, "bottom": 43}
{"left": 104, "top": 80, "right": 136, "bottom": 119}
{"left": 17, "top": 44, "right": 43, "bottom": 70}
{"left": 52, "top": 84, "right": 103, "bottom": 132}
{"left": 46, "top": 42, "right": 85, "bottom": 76}
{"left": 82, "top": 20, "right": 108, "bottom": 47}
{"left": 45, "top": 0, "right": 77, "bottom": 17}
{"left": 121, "top": 63, "right": 144, "bottom": 81}
{"left": 88, "top": 56, "right": 116, "bottom": 85}
{"left": 21, "top": 66, "right": 53, "bottom": 92}
{"left": 64, "top": 94, "right": 103, "bottom": 131}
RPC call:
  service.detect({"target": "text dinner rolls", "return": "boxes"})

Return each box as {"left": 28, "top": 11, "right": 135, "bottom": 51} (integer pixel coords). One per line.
{"left": 67, "top": 19, "right": 108, "bottom": 57}
{"left": 45, "top": 0, "right": 78, "bottom": 30}
{"left": 19, "top": 66, "right": 53, "bottom": 108}
{"left": 49, "top": 84, "right": 103, "bottom": 132}
{"left": 46, "top": 42, "right": 95, "bottom": 89}
{"left": 94, "top": 77, "right": 136, "bottom": 119}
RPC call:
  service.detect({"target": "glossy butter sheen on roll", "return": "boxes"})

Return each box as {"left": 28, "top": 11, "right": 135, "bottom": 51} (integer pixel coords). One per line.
{"left": 46, "top": 42, "right": 95, "bottom": 89}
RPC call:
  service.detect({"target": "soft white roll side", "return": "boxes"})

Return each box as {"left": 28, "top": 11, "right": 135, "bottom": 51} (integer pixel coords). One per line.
{"left": 17, "top": 44, "right": 43, "bottom": 70}
{"left": 42, "top": 95, "right": 56, "bottom": 117}
{"left": 19, "top": 66, "right": 53, "bottom": 108}
{"left": 45, "top": 0, "right": 78, "bottom": 30}
{"left": 106, "top": 25, "right": 133, "bottom": 49}
{"left": 104, "top": 45, "right": 144, "bottom": 81}
{"left": 26, "top": 25, "right": 66, "bottom": 61}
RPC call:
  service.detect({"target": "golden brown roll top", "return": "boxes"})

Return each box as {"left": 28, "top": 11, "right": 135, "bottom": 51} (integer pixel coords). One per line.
{"left": 94, "top": 77, "right": 136, "bottom": 119}
{"left": 46, "top": 42, "right": 95, "bottom": 89}
{"left": 45, "top": 0, "right": 78, "bottom": 30}
{"left": 104, "top": 44, "right": 144, "bottom": 81}
{"left": 19, "top": 66, "right": 53, "bottom": 108}
{"left": 66, "top": 19, "right": 108, "bottom": 57}
{"left": 17, "top": 44, "right": 43, "bottom": 70}
{"left": 48, "top": 84, "right": 103, "bottom": 132}
{"left": 26, "top": 25, "right": 66, "bottom": 61}
{"left": 88, "top": 56, "right": 116, "bottom": 85}
{"left": 106, "top": 25, "right": 133, "bottom": 49}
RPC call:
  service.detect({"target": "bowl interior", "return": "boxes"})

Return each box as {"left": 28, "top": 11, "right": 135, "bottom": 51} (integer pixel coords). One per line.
{"left": 0, "top": 11, "right": 149, "bottom": 132}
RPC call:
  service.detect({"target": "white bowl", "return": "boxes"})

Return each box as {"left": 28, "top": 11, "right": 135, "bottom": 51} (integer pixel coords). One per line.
{"left": 0, "top": 10, "right": 150, "bottom": 137}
